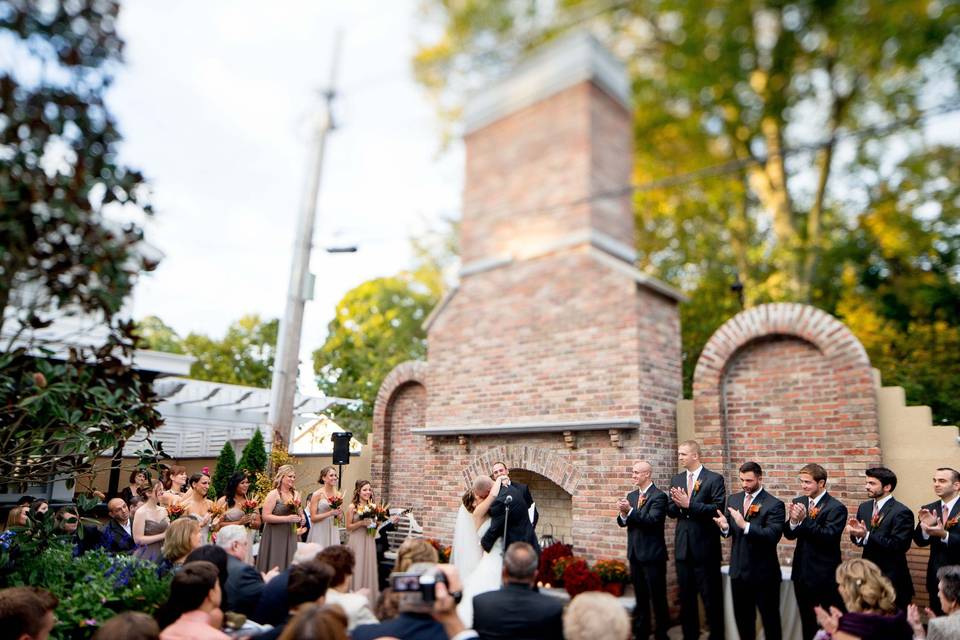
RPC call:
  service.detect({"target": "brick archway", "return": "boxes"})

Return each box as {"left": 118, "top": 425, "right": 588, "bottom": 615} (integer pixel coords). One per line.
{"left": 692, "top": 303, "right": 880, "bottom": 504}
{"left": 370, "top": 360, "right": 429, "bottom": 500}
{"left": 463, "top": 446, "right": 580, "bottom": 495}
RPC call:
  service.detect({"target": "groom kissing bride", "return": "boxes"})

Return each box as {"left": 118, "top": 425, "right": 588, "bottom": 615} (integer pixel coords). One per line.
{"left": 453, "top": 462, "right": 540, "bottom": 626}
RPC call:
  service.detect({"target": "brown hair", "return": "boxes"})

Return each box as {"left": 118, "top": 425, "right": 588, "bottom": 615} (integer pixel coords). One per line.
{"left": 799, "top": 463, "right": 828, "bottom": 484}
{"left": 461, "top": 488, "right": 476, "bottom": 513}
{"left": 288, "top": 560, "right": 335, "bottom": 608}
{"left": 835, "top": 558, "right": 897, "bottom": 614}
{"left": 163, "top": 465, "right": 186, "bottom": 490}
{"left": 351, "top": 480, "right": 371, "bottom": 508}
{"left": 316, "top": 545, "right": 355, "bottom": 588}
{"left": 92, "top": 612, "right": 159, "bottom": 640}
{"left": 277, "top": 603, "right": 348, "bottom": 640}
{"left": 0, "top": 587, "right": 58, "bottom": 638}
{"left": 318, "top": 466, "right": 336, "bottom": 483}
{"left": 162, "top": 518, "right": 200, "bottom": 563}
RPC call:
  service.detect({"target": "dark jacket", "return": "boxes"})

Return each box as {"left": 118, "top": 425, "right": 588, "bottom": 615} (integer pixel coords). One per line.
{"left": 251, "top": 568, "right": 290, "bottom": 625}
{"left": 481, "top": 483, "right": 539, "bottom": 554}
{"left": 617, "top": 484, "right": 668, "bottom": 564}
{"left": 99, "top": 519, "right": 136, "bottom": 554}
{"left": 783, "top": 492, "right": 847, "bottom": 588}
{"left": 851, "top": 497, "right": 915, "bottom": 600}
{"left": 667, "top": 466, "right": 726, "bottom": 564}
{"left": 472, "top": 583, "right": 565, "bottom": 640}
{"left": 352, "top": 613, "right": 448, "bottom": 640}
{"left": 913, "top": 499, "right": 960, "bottom": 586}
{"left": 721, "top": 488, "right": 785, "bottom": 584}
{"left": 224, "top": 554, "right": 265, "bottom": 617}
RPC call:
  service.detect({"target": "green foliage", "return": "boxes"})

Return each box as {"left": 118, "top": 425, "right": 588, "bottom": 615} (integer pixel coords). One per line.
{"left": 2, "top": 541, "right": 171, "bottom": 640}
{"left": 413, "top": 1, "right": 960, "bottom": 423}
{"left": 211, "top": 441, "right": 237, "bottom": 499}
{"left": 136, "top": 314, "right": 279, "bottom": 388}
{"left": 312, "top": 273, "right": 438, "bottom": 439}
{"left": 238, "top": 428, "right": 268, "bottom": 477}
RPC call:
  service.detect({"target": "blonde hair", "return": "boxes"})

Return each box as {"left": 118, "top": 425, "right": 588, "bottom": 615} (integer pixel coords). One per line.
{"left": 161, "top": 517, "right": 200, "bottom": 563}
{"left": 678, "top": 440, "right": 701, "bottom": 456}
{"left": 4, "top": 506, "right": 27, "bottom": 530}
{"left": 563, "top": 592, "right": 631, "bottom": 640}
{"left": 394, "top": 538, "right": 438, "bottom": 572}
{"left": 273, "top": 464, "right": 296, "bottom": 490}
{"left": 836, "top": 558, "right": 897, "bottom": 614}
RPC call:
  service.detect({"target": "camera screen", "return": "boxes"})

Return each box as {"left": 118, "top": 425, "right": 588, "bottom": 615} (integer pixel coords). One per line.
{"left": 392, "top": 574, "right": 420, "bottom": 592}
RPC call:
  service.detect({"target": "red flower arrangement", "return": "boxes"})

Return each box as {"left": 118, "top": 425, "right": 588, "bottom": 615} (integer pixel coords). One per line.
{"left": 241, "top": 499, "right": 259, "bottom": 515}
{"left": 328, "top": 495, "right": 344, "bottom": 526}
{"left": 537, "top": 542, "right": 573, "bottom": 586}
{"left": 427, "top": 538, "right": 452, "bottom": 563}
{"left": 562, "top": 559, "right": 602, "bottom": 597}
{"left": 167, "top": 503, "right": 186, "bottom": 522}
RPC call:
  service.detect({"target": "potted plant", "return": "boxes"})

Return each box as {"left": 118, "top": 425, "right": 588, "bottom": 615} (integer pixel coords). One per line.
{"left": 562, "top": 558, "right": 602, "bottom": 597}
{"left": 536, "top": 541, "right": 573, "bottom": 587}
{"left": 593, "top": 559, "right": 630, "bottom": 596}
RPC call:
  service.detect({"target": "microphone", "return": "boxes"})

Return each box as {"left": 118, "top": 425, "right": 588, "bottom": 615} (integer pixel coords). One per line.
{"left": 505, "top": 495, "right": 513, "bottom": 504}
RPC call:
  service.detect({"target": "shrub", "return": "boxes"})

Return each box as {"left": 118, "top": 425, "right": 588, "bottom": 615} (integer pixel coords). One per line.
{"left": 210, "top": 442, "right": 237, "bottom": 498}
{"left": 237, "top": 428, "right": 267, "bottom": 476}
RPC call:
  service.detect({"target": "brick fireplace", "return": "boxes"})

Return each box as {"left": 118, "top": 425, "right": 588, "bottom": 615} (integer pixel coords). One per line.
{"left": 370, "top": 32, "right": 685, "bottom": 563}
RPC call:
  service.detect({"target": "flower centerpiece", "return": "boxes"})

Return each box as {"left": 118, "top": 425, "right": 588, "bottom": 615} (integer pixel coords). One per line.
{"left": 593, "top": 559, "right": 630, "bottom": 596}
{"left": 167, "top": 503, "right": 186, "bottom": 522}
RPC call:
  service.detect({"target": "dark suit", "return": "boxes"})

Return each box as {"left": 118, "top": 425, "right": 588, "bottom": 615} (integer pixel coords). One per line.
{"left": 783, "top": 492, "right": 847, "bottom": 640}
{"left": 99, "top": 519, "right": 135, "bottom": 554}
{"left": 224, "top": 554, "right": 265, "bottom": 617}
{"left": 352, "top": 613, "right": 449, "bottom": 640}
{"left": 722, "top": 489, "right": 785, "bottom": 640}
{"left": 481, "top": 483, "right": 539, "bottom": 554}
{"left": 251, "top": 568, "right": 290, "bottom": 625}
{"left": 850, "top": 497, "right": 915, "bottom": 610}
{"left": 913, "top": 499, "right": 960, "bottom": 615}
{"left": 667, "top": 466, "right": 726, "bottom": 640}
{"left": 617, "top": 484, "right": 670, "bottom": 640}
{"left": 513, "top": 481, "right": 539, "bottom": 528}
{"left": 472, "top": 582, "right": 565, "bottom": 640}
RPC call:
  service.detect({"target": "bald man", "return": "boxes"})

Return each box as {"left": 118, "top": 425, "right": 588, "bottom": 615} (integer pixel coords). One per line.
{"left": 99, "top": 498, "right": 136, "bottom": 554}
{"left": 618, "top": 460, "right": 670, "bottom": 640}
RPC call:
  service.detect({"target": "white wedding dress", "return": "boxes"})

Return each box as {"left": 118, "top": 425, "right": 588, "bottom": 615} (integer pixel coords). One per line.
{"left": 456, "top": 516, "right": 504, "bottom": 627}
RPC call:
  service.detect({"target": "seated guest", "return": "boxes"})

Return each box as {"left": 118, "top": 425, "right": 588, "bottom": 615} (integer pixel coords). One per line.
{"left": 353, "top": 563, "right": 472, "bottom": 640}
{"left": 815, "top": 558, "right": 912, "bottom": 640}
{"left": 271, "top": 604, "right": 348, "bottom": 640}
{"left": 55, "top": 506, "right": 99, "bottom": 556}
{"left": 316, "top": 545, "right": 378, "bottom": 630}
{"left": 0, "top": 586, "right": 58, "bottom": 640}
{"left": 254, "top": 560, "right": 334, "bottom": 640}
{"left": 375, "top": 537, "right": 440, "bottom": 622}
{"left": 472, "top": 542, "right": 564, "bottom": 640}
{"left": 4, "top": 506, "right": 28, "bottom": 530}
{"left": 100, "top": 498, "right": 136, "bottom": 554}
{"left": 908, "top": 565, "right": 960, "bottom": 640}
{"left": 185, "top": 546, "right": 229, "bottom": 606}
{"left": 156, "top": 560, "right": 229, "bottom": 639}
{"left": 122, "top": 469, "right": 150, "bottom": 505}
{"left": 160, "top": 518, "right": 202, "bottom": 573}
{"left": 564, "top": 591, "right": 631, "bottom": 640}
{"left": 92, "top": 612, "right": 160, "bottom": 640}
{"left": 252, "top": 543, "right": 322, "bottom": 626}
{"left": 216, "top": 525, "right": 266, "bottom": 617}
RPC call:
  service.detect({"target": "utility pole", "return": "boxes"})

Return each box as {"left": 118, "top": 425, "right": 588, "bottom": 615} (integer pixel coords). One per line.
{"left": 268, "top": 33, "right": 342, "bottom": 455}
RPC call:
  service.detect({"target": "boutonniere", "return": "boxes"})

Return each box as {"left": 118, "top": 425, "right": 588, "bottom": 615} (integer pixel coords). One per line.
{"left": 871, "top": 513, "right": 884, "bottom": 529}
{"left": 745, "top": 503, "right": 761, "bottom": 520}
{"left": 808, "top": 506, "right": 820, "bottom": 519}
{"left": 693, "top": 480, "right": 701, "bottom": 495}
{"left": 946, "top": 515, "right": 959, "bottom": 530}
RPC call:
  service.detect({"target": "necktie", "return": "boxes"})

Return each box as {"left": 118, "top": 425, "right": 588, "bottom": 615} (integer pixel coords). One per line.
{"left": 872, "top": 501, "right": 879, "bottom": 520}
{"left": 687, "top": 472, "right": 694, "bottom": 495}
{"left": 808, "top": 497, "right": 814, "bottom": 511}
{"left": 743, "top": 493, "right": 753, "bottom": 516}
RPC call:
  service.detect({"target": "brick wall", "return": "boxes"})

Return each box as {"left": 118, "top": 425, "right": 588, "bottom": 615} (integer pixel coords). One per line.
{"left": 511, "top": 469, "right": 573, "bottom": 545}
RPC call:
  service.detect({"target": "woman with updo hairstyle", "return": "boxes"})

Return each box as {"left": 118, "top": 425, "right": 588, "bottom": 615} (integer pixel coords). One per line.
{"left": 256, "top": 464, "right": 304, "bottom": 574}
{"left": 345, "top": 480, "right": 379, "bottom": 605}
{"left": 307, "top": 466, "right": 342, "bottom": 549}
{"left": 815, "top": 558, "right": 912, "bottom": 639}
{"left": 133, "top": 480, "right": 169, "bottom": 562}
{"left": 180, "top": 472, "right": 214, "bottom": 542}
{"left": 92, "top": 612, "right": 160, "bottom": 640}
{"left": 374, "top": 537, "right": 441, "bottom": 621}
{"left": 160, "top": 517, "right": 202, "bottom": 573}
{"left": 317, "top": 544, "right": 378, "bottom": 630}
{"left": 161, "top": 465, "right": 187, "bottom": 507}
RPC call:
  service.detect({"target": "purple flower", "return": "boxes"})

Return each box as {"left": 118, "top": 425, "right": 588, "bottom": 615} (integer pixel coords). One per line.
{"left": 81, "top": 619, "right": 98, "bottom": 627}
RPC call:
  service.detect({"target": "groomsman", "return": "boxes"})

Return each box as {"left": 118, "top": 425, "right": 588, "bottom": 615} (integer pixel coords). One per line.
{"left": 667, "top": 440, "right": 726, "bottom": 640}
{"left": 713, "top": 461, "right": 785, "bottom": 640}
{"left": 783, "top": 463, "right": 847, "bottom": 640}
{"left": 617, "top": 460, "right": 670, "bottom": 640}
{"left": 846, "top": 467, "right": 915, "bottom": 610}
{"left": 913, "top": 467, "right": 960, "bottom": 615}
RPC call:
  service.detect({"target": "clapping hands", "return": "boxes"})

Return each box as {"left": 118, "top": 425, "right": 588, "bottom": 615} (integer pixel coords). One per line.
{"left": 814, "top": 606, "right": 842, "bottom": 634}
{"left": 846, "top": 516, "right": 867, "bottom": 538}
{"left": 617, "top": 498, "right": 630, "bottom": 516}
{"left": 712, "top": 509, "right": 729, "bottom": 531}
{"left": 919, "top": 508, "right": 947, "bottom": 539}
{"left": 669, "top": 487, "right": 690, "bottom": 509}
{"left": 788, "top": 502, "right": 807, "bottom": 525}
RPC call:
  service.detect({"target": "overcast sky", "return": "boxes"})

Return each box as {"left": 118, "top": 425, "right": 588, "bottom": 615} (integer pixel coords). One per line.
{"left": 110, "top": 1, "right": 463, "bottom": 392}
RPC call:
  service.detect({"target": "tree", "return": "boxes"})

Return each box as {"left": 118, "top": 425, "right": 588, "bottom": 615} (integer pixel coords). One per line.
{"left": 312, "top": 273, "right": 438, "bottom": 438}
{"left": 210, "top": 442, "right": 237, "bottom": 499}
{"left": 413, "top": 1, "right": 960, "bottom": 423}
{"left": 135, "top": 314, "right": 278, "bottom": 388}
{"left": 237, "top": 428, "right": 267, "bottom": 477}
{"left": 0, "top": 1, "right": 162, "bottom": 485}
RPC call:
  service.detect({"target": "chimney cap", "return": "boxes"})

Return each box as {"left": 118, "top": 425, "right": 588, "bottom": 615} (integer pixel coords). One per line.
{"left": 463, "top": 30, "right": 631, "bottom": 135}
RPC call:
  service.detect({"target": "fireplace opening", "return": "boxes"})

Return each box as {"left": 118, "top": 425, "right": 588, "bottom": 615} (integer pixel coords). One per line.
{"left": 510, "top": 469, "right": 573, "bottom": 548}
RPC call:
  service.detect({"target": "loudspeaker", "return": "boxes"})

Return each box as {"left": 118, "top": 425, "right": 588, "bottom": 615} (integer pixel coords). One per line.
{"left": 332, "top": 432, "right": 352, "bottom": 465}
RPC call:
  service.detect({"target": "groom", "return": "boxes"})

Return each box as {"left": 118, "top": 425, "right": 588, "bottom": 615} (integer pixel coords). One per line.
{"left": 481, "top": 462, "right": 540, "bottom": 555}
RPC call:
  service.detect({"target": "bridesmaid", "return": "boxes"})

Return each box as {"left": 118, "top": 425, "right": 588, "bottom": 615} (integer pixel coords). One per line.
{"left": 213, "top": 471, "right": 260, "bottom": 562}
{"left": 307, "top": 466, "right": 343, "bottom": 548}
{"left": 345, "top": 479, "right": 379, "bottom": 605}
{"left": 133, "top": 480, "right": 168, "bottom": 562}
{"left": 256, "top": 464, "right": 303, "bottom": 573}
{"left": 160, "top": 465, "right": 187, "bottom": 508}
{"left": 180, "top": 472, "right": 214, "bottom": 542}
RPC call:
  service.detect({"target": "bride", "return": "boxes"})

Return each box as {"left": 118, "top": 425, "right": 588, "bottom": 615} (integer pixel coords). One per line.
{"left": 453, "top": 475, "right": 504, "bottom": 627}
